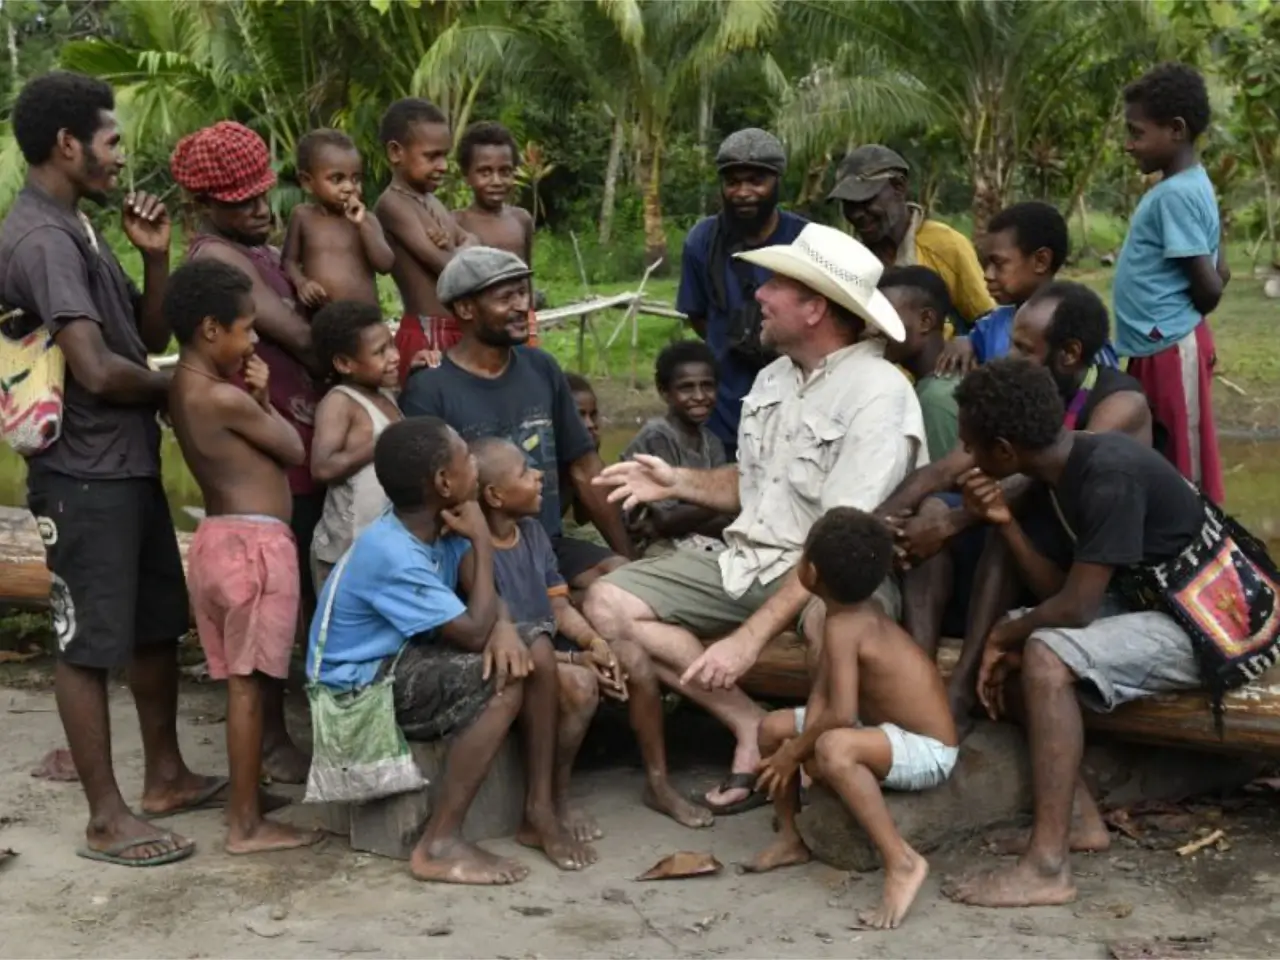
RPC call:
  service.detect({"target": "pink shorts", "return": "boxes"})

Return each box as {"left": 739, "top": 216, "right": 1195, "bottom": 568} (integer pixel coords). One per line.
{"left": 188, "top": 515, "right": 299, "bottom": 681}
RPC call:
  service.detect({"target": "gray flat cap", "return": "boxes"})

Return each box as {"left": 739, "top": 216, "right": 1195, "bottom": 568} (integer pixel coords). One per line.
{"left": 436, "top": 246, "right": 532, "bottom": 305}
{"left": 828, "top": 145, "right": 909, "bottom": 203}
{"left": 716, "top": 128, "right": 787, "bottom": 176}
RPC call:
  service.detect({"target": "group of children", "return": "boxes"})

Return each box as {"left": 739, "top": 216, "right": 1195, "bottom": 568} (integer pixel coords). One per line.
{"left": 155, "top": 57, "right": 1235, "bottom": 930}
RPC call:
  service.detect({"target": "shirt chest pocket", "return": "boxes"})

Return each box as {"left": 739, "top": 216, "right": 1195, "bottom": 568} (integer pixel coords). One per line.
{"left": 785, "top": 414, "right": 846, "bottom": 503}
{"left": 738, "top": 394, "right": 781, "bottom": 482}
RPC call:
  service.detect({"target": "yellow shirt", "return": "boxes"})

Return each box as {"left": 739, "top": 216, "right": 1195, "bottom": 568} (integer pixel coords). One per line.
{"left": 896, "top": 205, "right": 996, "bottom": 326}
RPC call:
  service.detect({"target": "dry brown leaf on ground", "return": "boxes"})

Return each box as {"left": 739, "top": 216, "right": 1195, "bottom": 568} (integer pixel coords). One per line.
{"left": 635, "top": 851, "right": 723, "bottom": 880}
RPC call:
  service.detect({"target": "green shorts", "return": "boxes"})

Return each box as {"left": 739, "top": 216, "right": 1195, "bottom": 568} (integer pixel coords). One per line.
{"left": 602, "top": 548, "right": 901, "bottom": 639}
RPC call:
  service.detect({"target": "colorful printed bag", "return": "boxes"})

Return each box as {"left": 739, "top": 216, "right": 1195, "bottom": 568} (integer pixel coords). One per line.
{"left": 0, "top": 308, "right": 64, "bottom": 456}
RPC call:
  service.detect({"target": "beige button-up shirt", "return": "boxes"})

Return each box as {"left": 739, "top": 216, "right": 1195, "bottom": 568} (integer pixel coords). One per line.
{"left": 719, "top": 339, "right": 927, "bottom": 598}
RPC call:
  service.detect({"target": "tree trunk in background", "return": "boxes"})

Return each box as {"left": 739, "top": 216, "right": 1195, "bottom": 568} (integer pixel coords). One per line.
{"left": 638, "top": 131, "right": 668, "bottom": 271}
{"left": 7, "top": 16, "right": 18, "bottom": 97}
{"left": 599, "top": 110, "right": 624, "bottom": 244}
{"left": 969, "top": 167, "right": 1004, "bottom": 241}
{"left": 697, "top": 76, "right": 713, "bottom": 215}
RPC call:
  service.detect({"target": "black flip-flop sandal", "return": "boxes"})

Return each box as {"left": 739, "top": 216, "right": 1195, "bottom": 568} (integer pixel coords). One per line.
{"left": 699, "top": 772, "right": 770, "bottom": 816}
{"left": 140, "top": 776, "right": 229, "bottom": 820}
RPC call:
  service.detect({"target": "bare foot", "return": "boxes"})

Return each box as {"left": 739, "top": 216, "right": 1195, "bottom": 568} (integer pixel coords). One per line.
{"left": 225, "top": 819, "right": 324, "bottom": 855}
{"left": 643, "top": 781, "right": 713, "bottom": 829}
{"left": 743, "top": 835, "right": 812, "bottom": 873}
{"left": 140, "top": 773, "right": 228, "bottom": 817}
{"left": 945, "top": 859, "right": 1077, "bottom": 907}
{"left": 85, "top": 812, "right": 194, "bottom": 863}
{"left": 410, "top": 836, "right": 528, "bottom": 885}
{"left": 517, "top": 816, "right": 598, "bottom": 871}
{"left": 31, "top": 747, "right": 79, "bottom": 781}
{"left": 559, "top": 805, "right": 604, "bottom": 843}
{"left": 262, "top": 740, "right": 311, "bottom": 785}
{"left": 855, "top": 846, "right": 929, "bottom": 930}
{"left": 984, "top": 822, "right": 1111, "bottom": 856}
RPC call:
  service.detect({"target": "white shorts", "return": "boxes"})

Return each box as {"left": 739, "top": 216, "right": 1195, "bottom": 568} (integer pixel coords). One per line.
{"left": 794, "top": 709, "right": 959, "bottom": 792}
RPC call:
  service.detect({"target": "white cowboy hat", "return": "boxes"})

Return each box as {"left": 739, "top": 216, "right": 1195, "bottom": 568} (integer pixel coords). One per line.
{"left": 734, "top": 223, "right": 905, "bottom": 342}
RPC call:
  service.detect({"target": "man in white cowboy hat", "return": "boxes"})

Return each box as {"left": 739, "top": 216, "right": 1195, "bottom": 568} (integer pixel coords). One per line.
{"left": 586, "top": 223, "right": 927, "bottom": 816}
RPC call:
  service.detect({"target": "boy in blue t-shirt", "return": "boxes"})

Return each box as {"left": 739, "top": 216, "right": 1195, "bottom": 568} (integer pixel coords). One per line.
{"left": 937, "top": 201, "right": 1118, "bottom": 374}
{"left": 1113, "top": 62, "right": 1228, "bottom": 503}
{"left": 473, "top": 437, "right": 714, "bottom": 830}
{"left": 308, "top": 417, "right": 596, "bottom": 883}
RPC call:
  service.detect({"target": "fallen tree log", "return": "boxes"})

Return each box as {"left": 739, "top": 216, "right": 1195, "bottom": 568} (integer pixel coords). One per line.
{"left": 740, "top": 632, "right": 1280, "bottom": 756}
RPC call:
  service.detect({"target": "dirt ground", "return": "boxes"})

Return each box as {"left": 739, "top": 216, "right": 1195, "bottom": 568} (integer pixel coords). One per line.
{"left": 3, "top": 676, "right": 1280, "bottom": 960}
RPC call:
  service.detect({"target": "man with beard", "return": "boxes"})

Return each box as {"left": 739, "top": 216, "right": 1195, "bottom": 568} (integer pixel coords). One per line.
{"left": 878, "top": 282, "right": 1152, "bottom": 728}
{"left": 171, "top": 121, "right": 319, "bottom": 785}
{"left": 400, "top": 247, "right": 635, "bottom": 590}
{"left": 0, "top": 72, "right": 223, "bottom": 865}
{"left": 831, "top": 145, "right": 993, "bottom": 330}
{"left": 677, "top": 128, "right": 807, "bottom": 460}
{"left": 587, "top": 224, "right": 926, "bottom": 816}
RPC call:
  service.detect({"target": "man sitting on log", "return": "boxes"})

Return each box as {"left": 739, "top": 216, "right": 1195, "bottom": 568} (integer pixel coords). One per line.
{"left": 944, "top": 359, "right": 1205, "bottom": 908}
{"left": 588, "top": 223, "right": 927, "bottom": 815}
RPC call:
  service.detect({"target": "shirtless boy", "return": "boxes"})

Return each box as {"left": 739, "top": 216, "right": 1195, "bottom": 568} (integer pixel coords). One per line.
{"left": 283, "top": 128, "right": 394, "bottom": 310}
{"left": 374, "top": 98, "right": 475, "bottom": 384}
{"left": 165, "top": 258, "right": 324, "bottom": 855}
{"left": 747, "top": 507, "right": 958, "bottom": 930}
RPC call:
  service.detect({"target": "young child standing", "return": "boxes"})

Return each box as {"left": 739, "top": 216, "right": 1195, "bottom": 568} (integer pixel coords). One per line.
{"left": 165, "top": 259, "right": 324, "bottom": 855}
{"left": 309, "top": 300, "right": 403, "bottom": 589}
{"left": 1115, "top": 62, "right": 1228, "bottom": 503}
{"left": 473, "top": 436, "right": 714, "bottom": 831}
{"left": 374, "top": 99, "right": 476, "bottom": 384}
{"left": 283, "top": 129, "right": 395, "bottom": 309}
{"left": 621, "top": 341, "right": 732, "bottom": 555}
{"left": 746, "top": 507, "right": 958, "bottom": 931}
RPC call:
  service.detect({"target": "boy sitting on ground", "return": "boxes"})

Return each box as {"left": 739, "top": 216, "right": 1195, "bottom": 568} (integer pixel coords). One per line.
{"left": 453, "top": 121, "right": 538, "bottom": 345}
{"left": 308, "top": 417, "right": 596, "bottom": 882}
{"left": 166, "top": 259, "right": 324, "bottom": 855}
{"left": 474, "top": 436, "right": 715, "bottom": 830}
{"left": 283, "top": 129, "right": 395, "bottom": 310}
{"left": 747, "top": 506, "right": 958, "bottom": 931}
{"left": 309, "top": 300, "right": 403, "bottom": 590}
{"left": 621, "top": 341, "right": 733, "bottom": 556}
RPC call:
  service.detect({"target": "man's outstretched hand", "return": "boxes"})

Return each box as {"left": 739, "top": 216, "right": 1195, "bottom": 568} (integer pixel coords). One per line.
{"left": 593, "top": 454, "right": 679, "bottom": 512}
{"left": 681, "top": 634, "right": 755, "bottom": 690}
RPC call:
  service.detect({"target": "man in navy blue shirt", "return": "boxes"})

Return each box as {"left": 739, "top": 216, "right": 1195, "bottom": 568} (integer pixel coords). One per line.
{"left": 677, "top": 128, "right": 807, "bottom": 460}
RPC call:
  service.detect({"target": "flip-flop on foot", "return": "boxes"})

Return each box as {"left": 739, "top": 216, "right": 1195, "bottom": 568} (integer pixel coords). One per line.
{"left": 141, "top": 776, "right": 229, "bottom": 820}
{"left": 76, "top": 834, "right": 194, "bottom": 868}
{"left": 697, "top": 772, "right": 769, "bottom": 817}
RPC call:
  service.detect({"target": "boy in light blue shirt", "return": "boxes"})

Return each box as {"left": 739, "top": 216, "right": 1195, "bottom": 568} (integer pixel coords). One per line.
{"left": 308, "top": 416, "right": 597, "bottom": 884}
{"left": 1113, "top": 62, "right": 1228, "bottom": 503}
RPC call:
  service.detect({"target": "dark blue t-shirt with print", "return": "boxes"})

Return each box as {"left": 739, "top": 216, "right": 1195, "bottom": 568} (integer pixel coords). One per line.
{"left": 400, "top": 346, "right": 595, "bottom": 536}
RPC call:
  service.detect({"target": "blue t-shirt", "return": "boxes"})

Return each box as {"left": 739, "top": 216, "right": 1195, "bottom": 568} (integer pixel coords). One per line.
{"left": 968, "top": 304, "right": 1119, "bottom": 368}
{"left": 677, "top": 210, "right": 808, "bottom": 447}
{"left": 1113, "top": 165, "right": 1219, "bottom": 358}
{"left": 307, "top": 512, "right": 472, "bottom": 690}
{"left": 493, "top": 517, "right": 564, "bottom": 636}
{"left": 400, "top": 347, "right": 594, "bottom": 536}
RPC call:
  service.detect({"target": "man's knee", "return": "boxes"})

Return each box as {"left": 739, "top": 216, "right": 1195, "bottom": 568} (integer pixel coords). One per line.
{"left": 1023, "top": 636, "right": 1074, "bottom": 689}
{"left": 584, "top": 581, "right": 651, "bottom": 637}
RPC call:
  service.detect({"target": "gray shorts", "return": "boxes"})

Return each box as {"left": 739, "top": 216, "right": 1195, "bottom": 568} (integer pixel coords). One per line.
{"left": 390, "top": 643, "right": 495, "bottom": 742}
{"left": 601, "top": 548, "right": 899, "bottom": 639}
{"left": 793, "top": 709, "right": 958, "bottom": 791}
{"left": 1014, "top": 597, "right": 1202, "bottom": 712}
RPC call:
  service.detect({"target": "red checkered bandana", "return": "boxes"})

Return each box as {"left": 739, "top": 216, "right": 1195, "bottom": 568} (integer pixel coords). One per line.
{"left": 170, "top": 121, "right": 277, "bottom": 203}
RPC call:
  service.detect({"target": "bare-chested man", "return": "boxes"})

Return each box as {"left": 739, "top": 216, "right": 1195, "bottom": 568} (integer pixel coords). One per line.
{"left": 166, "top": 258, "right": 324, "bottom": 856}
{"left": 374, "top": 98, "right": 475, "bottom": 384}
{"left": 283, "top": 128, "right": 394, "bottom": 310}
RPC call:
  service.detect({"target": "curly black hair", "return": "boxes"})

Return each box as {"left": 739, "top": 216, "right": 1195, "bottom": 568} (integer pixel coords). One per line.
{"left": 954, "top": 358, "right": 1064, "bottom": 452}
{"left": 1026, "top": 280, "right": 1109, "bottom": 362}
{"left": 565, "top": 372, "right": 595, "bottom": 396}
{"left": 457, "top": 121, "right": 520, "bottom": 173}
{"left": 988, "top": 201, "right": 1069, "bottom": 272}
{"left": 13, "top": 71, "right": 114, "bottom": 165}
{"left": 803, "top": 507, "right": 894, "bottom": 606}
{"left": 374, "top": 416, "right": 457, "bottom": 510}
{"left": 654, "top": 340, "right": 717, "bottom": 391}
{"left": 1124, "top": 62, "right": 1211, "bottom": 140}
{"left": 296, "top": 128, "right": 356, "bottom": 176}
{"left": 163, "top": 260, "right": 253, "bottom": 345}
{"left": 878, "top": 265, "right": 954, "bottom": 324}
{"left": 379, "top": 98, "right": 449, "bottom": 146}
{"left": 312, "top": 301, "right": 385, "bottom": 377}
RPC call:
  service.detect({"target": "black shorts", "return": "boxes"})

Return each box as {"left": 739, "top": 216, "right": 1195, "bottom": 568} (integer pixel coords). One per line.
{"left": 26, "top": 472, "right": 189, "bottom": 670}
{"left": 550, "top": 534, "right": 617, "bottom": 583}
{"left": 291, "top": 491, "right": 325, "bottom": 610}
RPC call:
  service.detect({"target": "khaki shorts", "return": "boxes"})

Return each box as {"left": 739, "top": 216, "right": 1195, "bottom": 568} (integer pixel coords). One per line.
{"left": 601, "top": 549, "right": 900, "bottom": 639}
